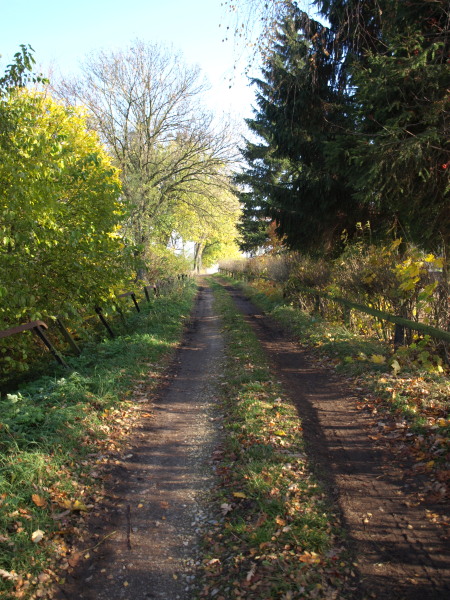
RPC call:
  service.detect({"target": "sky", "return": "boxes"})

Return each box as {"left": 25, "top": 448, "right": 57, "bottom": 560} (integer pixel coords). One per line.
{"left": 0, "top": 0, "right": 259, "bottom": 124}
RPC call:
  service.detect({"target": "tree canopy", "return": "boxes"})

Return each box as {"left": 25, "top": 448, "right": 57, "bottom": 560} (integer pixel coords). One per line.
{"left": 237, "top": 0, "right": 450, "bottom": 256}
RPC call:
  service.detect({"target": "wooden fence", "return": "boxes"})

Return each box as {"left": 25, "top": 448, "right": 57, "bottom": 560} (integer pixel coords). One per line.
{"left": 220, "top": 269, "right": 450, "bottom": 346}
{"left": 0, "top": 275, "right": 189, "bottom": 370}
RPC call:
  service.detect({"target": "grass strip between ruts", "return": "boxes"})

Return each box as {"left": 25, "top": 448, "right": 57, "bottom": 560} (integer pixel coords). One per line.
{"left": 197, "top": 279, "right": 356, "bottom": 600}
{"left": 0, "top": 280, "right": 197, "bottom": 600}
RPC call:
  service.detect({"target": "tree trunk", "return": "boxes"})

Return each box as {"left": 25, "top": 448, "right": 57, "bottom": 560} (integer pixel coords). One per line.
{"left": 193, "top": 242, "right": 205, "bottom": 273}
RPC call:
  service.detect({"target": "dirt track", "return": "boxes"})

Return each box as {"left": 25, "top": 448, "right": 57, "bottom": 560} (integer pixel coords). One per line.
{"left": 57, "top": 281, "right": 450, "bottom": 600}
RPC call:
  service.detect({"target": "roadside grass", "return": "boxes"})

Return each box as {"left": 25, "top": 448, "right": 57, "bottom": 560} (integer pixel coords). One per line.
{"left": 217, "top": 275, "right": 450, "bottom": 506}
{"left": 0, "top": 280, "right": 197, "bottom": 599}
{"left": 198, "top": 279, "right": 355, "bottom": 600}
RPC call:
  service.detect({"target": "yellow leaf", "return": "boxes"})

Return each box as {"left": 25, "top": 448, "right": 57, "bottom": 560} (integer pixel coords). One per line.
{"left": 391, "top": 359, "right": 401, "bottom": 376}
{"left": 370, "top": 354, "right": 386, "bottom": 364}
{"left": 233, "top": 492, "right": 247, "bottom": 499}
{"left": 72, "top": 500, "right": 88, "bottom": 512}
{"left": 274, "top": 430, "right": 287, "bottom": 436}
{"left": 298, "top": 551, "right": 321, "bottom": 564}
{"left": 31, "top": 530, "right": 45, "bottom": 543}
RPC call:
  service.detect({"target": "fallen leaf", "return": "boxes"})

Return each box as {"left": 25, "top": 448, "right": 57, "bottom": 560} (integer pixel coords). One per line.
{"left": 31, "top": 530, "right": 45, "bottom": 543}
{"left": 246, "top": 562, "right": 257, "bottom": 581}
{"left": 32, "top": 494, "right": 47, "bottom": 508}
{"left": 0, "top": 569, "right": 17, "bottom": 581}
{"left": 72, "top": 500, "right": 88, "bottom": 512}
{"left": 221, "top": 503, "right": 233, "bottom": 515}
{"left": 370, "top": 354, "right": 386, "bottom": 364}
{"left": 298, "top": 551, "right": 321, "bottom": 564}
{"left": 391, "top": 359, "right": 401, "bottom": 376}
{"left": 233, "top": 492, "right": 247, "bottom": 499}
{"left": 52, "top": 509, "right": 71, "bottom": 521}
{"left": 59, "top": 499, "right": 88, "bottom": 512}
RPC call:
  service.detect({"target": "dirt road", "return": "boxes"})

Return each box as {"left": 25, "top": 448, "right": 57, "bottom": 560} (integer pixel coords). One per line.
{"left": 57, "top": 281, "right": 450, "bottom": 600}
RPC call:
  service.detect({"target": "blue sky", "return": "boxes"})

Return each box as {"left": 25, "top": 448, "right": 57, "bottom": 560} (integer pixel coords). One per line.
{"left": 0, "top": 0, "right": 257, "bottom": 121}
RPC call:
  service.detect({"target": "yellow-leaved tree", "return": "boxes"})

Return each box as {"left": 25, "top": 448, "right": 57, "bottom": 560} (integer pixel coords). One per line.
{"left": 0, "top": 88, "right": 127, "bottom": 373}
{"left": 172, "top": 187, "right": 242, "bottom": 272}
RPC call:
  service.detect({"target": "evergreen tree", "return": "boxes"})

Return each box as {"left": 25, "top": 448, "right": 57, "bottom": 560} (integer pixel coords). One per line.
{"left": 238, "top": 1, "right": 449, "bottom": 255}
{"left": 237, "top": 6, "right": 363, "bottom": 254}
{"left": 347, "top": 1, "right": 450, "bottom": 252}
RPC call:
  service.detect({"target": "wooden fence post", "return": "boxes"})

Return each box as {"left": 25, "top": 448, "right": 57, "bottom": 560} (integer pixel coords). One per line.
{"left": 55, "top": 318, "right": 81, "bottom": 355}
{"left": 130, "top": 293, "right": 140, "bottom": 313}
{"left": 94, "top": 307, "right": 115, "bottom": 339}
{"left": 33, "top": 324, "right": 69, "bottom": 367}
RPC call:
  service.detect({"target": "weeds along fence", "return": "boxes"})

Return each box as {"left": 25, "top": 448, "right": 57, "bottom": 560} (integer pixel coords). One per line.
{"left": 219, "top": 268, "right": 450, "bottom": 352}
{"left": 0, "top": 274, "right": 190, "bottom": 386}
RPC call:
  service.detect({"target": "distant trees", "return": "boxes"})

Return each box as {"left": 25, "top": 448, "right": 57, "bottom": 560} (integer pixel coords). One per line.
{"left": 237, "top": 1, "right": 450, "bottom": 256}
{"left": 172, "top": 187, "right": 242, "bottom": 272}
{"left": 56, "top": 41, "right": 239, "bottom": 276}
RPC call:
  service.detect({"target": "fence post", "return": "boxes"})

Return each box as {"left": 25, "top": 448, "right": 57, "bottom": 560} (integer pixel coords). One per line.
{"left": 94, "top": 306, "right": 115, "bottom": 339}
{"left": 56, "top": 318, "right": 81, "bottom": 355}
{"left": 114, "top": 303, "right": 128, "bottom": 328}
{"left": 33, "top": 324, "right": 69, "bottom": 367}
{"left": 393, "top": 323, "right": 406, "bottom": 347}
{"left": 314, "top": 294, "right": 321, "bottom": 316}
{"left": 130, "top": 293, "right": 140, "bottom": 313}
{"left": 343, "top": 305, "right": 351, "bottom": 327}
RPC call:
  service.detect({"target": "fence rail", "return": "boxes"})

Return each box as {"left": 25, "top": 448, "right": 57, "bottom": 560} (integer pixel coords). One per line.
{"left": 0, "top": 275, "right": 190, "bottom": 370}
{"left": 220, "top": 269, "right": 450, "bottom": 345}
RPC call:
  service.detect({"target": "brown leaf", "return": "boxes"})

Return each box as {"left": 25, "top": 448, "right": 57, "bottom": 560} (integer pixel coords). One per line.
{"left": 52, "top": 509, "right": 71, "bottom": 521}
{"left": 32, "top": 494, "right": 47, "bottom": 508}
{"left": 0, "top": 569, "right": 18, "bottom": 581}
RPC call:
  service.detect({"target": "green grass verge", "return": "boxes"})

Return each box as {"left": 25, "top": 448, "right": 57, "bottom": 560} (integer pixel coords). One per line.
{"left": 197, "top": 279, "right": 354, "bottom": 600}
{"left": 0, "top": 280, "right": 197, "bottom": 599}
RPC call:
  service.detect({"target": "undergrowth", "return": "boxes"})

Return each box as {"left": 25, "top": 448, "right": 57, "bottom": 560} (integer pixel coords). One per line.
{"left": 0, "top": 280, "right": 197, "bottom": 599}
